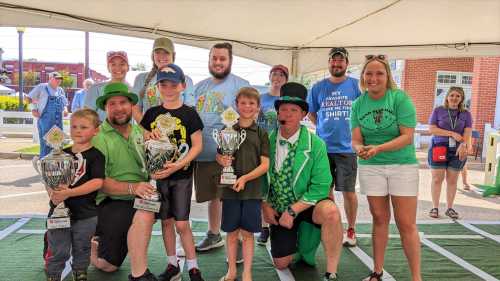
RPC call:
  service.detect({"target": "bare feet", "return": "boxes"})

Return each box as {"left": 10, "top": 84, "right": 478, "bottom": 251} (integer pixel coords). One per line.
{"left": 90, "top": 236, "right": 99, "bottom": 267}
{"left": 463, "top": 183, "right": 471, "bottom": 191}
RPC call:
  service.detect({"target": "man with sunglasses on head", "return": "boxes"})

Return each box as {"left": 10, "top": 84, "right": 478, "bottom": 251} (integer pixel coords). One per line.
{"left": 27, "top": 71, "right": 68, "bottom": 157}
{"left": 307, "top": 47, "right": 361, "bottom": 247}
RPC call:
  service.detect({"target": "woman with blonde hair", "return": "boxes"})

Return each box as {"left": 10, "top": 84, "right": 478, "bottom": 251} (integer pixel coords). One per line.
{"left": 350, "top": 55, "right": 421, "bottom": 281}
{"left": 428, "top": 86, "right": 472, "bottom": 219}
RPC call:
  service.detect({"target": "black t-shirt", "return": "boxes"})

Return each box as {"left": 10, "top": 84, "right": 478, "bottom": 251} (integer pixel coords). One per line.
{"left": 140, "top": 104, "right": 204, "bottom": 180}
{"left": 49, "top": 146, "right": 105, "bottom": 220}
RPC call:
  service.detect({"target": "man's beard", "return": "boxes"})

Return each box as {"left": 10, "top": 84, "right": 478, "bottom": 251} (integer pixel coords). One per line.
{"left": 109, "top": 115, "right": 131, "bottom": 126}
{"left": 209, "top": 64, "right": 231, "bottom": 80}
{"left": 329, "top": 67, "right": 346, "bottom": 78}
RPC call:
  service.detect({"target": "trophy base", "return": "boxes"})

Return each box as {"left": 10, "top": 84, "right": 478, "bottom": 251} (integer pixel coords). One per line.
{"left": 47, "top": 216, "right": 71, "bottom": 229}
{"left": 134, "top": 198, "right": 161, "bottom": 213}
{"left": 220, "top": 173, "right": 237, "bottom": 185}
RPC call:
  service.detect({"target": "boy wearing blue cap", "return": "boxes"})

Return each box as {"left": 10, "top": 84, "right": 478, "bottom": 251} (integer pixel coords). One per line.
{"left": 127, "top": 64, "right": 205, "bottom": 281}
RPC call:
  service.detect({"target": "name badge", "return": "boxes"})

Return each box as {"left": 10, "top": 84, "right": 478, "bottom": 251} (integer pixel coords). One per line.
{"left": 47, "top": 217, "right": 71, "bottom": 229}
{"left": 449, "top": 137, "right": 456, "bottom": 148}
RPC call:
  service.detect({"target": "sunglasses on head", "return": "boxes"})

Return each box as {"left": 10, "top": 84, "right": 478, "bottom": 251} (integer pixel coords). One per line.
{"left": 365, "top": 54, "right": 386, "bottom": 61}
{"left": 106, "top": 51, "right": 127, "bottom": 58}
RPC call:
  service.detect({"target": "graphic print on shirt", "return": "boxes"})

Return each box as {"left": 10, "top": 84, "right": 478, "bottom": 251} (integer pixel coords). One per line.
{"left": 195, "top": 91, "right": 224, "bottom": 113}
{"left": 146, "top": 85, "right": 160, "bottom": 108}
{"left": 258, "top": 109, "right": 278, "bottom": 131}
{"left": 150, "top": 114, "right": 187, "bottom": 146}
{"left": 71, "top": 153, "right": 87, "bottom": 186}
{"left": 320, "top": 90, "right": 355, "bottom": 121}
{"left": 358, "top": 108, "right": 397, "bottom": 131}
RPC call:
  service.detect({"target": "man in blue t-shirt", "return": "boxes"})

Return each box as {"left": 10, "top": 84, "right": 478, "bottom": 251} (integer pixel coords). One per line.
{"left": 189, "top": 42, "right": 250, "bottom": 254}
{"left": 307, "top": 47, "right": 361, "bottom": 247}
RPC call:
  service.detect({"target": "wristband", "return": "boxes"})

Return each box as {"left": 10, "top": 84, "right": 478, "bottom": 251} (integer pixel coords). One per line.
{"left": 287, "top": 206, "right": 297, "bottom": 218}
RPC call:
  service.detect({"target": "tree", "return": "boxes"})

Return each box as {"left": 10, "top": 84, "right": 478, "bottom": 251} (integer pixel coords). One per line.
{"left": 58, "top": 70, "right": 75, "bottom": 89}
{"left": 131, "top": 62, "right": 146, "bottom": 71}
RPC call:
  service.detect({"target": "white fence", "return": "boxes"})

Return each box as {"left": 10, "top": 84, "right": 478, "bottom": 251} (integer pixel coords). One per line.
{"left": 0, "top": 111, "right": 70, "bottom": 142}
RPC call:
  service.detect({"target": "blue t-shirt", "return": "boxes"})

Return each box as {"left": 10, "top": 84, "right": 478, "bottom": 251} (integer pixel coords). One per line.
{"left": 71, "top": 89, "right": 87, "bottom": 112}
{"left": 190, "top": 73, "right": 250, "bottom": 161}
{"left": 257, "top": 92, "right": 280, "bottom": 132}
{"left": 307, "top": 77, "right": 361, "bottom": 153}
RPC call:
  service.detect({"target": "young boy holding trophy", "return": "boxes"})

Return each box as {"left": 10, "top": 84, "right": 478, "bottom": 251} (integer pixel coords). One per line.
{"left": 42, "top": 109, "right": 105, "bottom": 281}
{"left": 214, "top": 87, "right": 270, "bottom": 281}
{"left": 127, "top": 63, "right": 205, "bottom": 281}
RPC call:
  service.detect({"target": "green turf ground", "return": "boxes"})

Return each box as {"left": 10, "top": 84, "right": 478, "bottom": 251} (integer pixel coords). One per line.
{"left": 1, "top": 218, "right": 499, "bottom": 281}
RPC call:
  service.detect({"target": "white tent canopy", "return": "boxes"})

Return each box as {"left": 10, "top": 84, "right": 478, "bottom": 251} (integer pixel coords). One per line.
{"left": 0, "top": 84, "right": 15, "bottom": 94}
{"left": 1, "top": 0, "right": 499, "bottom": 76}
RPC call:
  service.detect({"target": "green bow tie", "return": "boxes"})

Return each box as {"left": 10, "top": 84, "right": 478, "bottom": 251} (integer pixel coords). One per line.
{"left": 279, "top": 139, "right": 291, "bottom": 147}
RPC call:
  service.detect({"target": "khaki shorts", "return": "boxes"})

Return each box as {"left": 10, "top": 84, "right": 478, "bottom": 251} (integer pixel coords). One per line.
{"left": 194, "top": 161, "right": 223, "bottom": 203}
{"left": 359, "top": 164, "right": 419, "bottom": 197}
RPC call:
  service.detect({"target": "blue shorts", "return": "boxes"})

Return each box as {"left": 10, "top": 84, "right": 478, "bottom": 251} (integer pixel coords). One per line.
{"left": 428, "top": 143, "right": 467, "bottom": 171}
{"left": 221, "top": 199, "right": 261, "bottom": 233}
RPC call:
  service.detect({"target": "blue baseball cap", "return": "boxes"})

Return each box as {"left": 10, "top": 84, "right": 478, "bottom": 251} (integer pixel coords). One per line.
{"left": 155, "top": 64, "right": 186, "bottom": 85}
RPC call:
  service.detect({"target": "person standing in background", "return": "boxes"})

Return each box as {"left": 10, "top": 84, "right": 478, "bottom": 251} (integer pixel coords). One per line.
{"left": 72, "top": 79, "right": 94, "bottom": 112}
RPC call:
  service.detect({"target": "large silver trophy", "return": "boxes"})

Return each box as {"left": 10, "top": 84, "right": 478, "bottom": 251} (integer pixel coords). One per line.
{"left": 134, "top": 113, "right": 189, "bottom": 213}
{"left": 213, "top": 107, "right": 246, "bottom": 185}
{"left": 33, "top": 126, "right": 83, "bottom": 229}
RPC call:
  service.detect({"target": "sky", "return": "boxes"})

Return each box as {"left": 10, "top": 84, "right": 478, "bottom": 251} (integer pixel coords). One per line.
{"left": 0, "top": 27, "right": 271, "bottom": 85}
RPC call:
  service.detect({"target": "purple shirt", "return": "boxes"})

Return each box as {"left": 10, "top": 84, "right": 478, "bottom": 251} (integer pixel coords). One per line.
{"left": 429, "top": 106, "right": 472, "bottom": 144}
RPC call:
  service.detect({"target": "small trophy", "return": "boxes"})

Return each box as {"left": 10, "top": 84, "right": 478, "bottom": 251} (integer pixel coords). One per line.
{"left": 134, "top": 113, "right": 189, "bottom": 213}
{"left": 33, "top": 126, "right": 83, "bottom": 229}
{"left": 213, "top": 107, "right": 246, "bottom": 185}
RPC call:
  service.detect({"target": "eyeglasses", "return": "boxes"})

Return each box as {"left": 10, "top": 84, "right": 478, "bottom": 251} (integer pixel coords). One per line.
{"left": 365, "top": 54, "right": 386, "bottom": 61}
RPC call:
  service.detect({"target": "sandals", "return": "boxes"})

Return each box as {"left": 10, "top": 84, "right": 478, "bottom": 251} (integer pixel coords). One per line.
{"left": 363, "top": 271, "right": 383, "bottom": 281}
{"left": 445, "top": 208, "right": 459, "bottom": 220}
{"left": 429, "top": 208, "right": 439, "bottom": 218}
{"left": 463, "top": 183, "right": 471, "bottom": 191}
{"left": 218, "top": 275, "right": 238, "bottom": 281}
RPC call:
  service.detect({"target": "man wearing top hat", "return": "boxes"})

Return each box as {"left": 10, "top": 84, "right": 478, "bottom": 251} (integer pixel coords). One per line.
{"left": 262, "top": 82, "right": 344, "bottom": 281}
{"left": 90, "top": 82, "right": 156, "bottom": 274}
{"left": 27, "top": 71, "right": 68, "bottom": 157}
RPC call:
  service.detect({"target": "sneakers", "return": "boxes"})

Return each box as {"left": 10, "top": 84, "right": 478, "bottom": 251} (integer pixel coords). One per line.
{"left": 72, "top": 270, "right": 88, "bottom": 281}
{"left": 195, "top": 231, "right": 224, "bottom": 252}
{"left": 188, "top": 268, "right": 205, "bottom": 281}
{"left": 257, "top": 227, "right": 270, "bottom": 245}
{"left": 324, "top": 272, "right": 339, "bottom": 281}
{"left": 158, "top": 263, "right": 181, "bottom": 281}
{"left": 362, "top": 271, "right": 383, "bottom": 281}
{"left": 445, "top": 208, "right": 459, "bottom": 220}
{"left": 128, "top": 269, "right": 158, "bottom": 281}
{"left": 343, "top": 227, "right": 357, "bottom": 247}
{"left": 429, "top": 208, "right": 439, "bottom": 218}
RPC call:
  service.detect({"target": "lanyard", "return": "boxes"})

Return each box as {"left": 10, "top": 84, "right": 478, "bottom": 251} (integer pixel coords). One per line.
{"left": 447, "top": 109, "right": 458, "bottom": 130}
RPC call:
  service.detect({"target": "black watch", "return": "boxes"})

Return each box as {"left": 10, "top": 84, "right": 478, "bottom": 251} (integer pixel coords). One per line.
{"left": 287, "top": 206, "right": 297, "bottom": 218}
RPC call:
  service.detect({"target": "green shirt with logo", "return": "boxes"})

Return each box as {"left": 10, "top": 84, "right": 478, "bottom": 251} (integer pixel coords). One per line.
{"left": 92, "top": 120, "right": 148, "bottom": 204}
{"left": 350, "top": 88, "right": 417, "bottom": 165}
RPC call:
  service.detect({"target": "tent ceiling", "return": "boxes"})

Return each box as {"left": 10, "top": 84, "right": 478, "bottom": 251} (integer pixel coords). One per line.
{"left": 1, "top": 0, "right": 499, "bottom": 75}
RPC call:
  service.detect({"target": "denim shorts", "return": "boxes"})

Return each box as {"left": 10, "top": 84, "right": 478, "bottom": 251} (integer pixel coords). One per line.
{"left": 428, "top": 143, "right": 467, "bottom": 171}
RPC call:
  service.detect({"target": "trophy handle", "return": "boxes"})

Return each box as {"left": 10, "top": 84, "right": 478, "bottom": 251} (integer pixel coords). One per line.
{"left": 71, "top": 153, "right": 85, "bottom": 186}
{"left": 212, "top": 129, "right": 220, "bottom": 146}
{"left": 238, "top": 129, "right": 247, "bottom": 149}
{"left": 32, "top": 156, "right": 42, "bottom": 175}
{"left": 177, "top": 143, "right": 190, "bottom": 161}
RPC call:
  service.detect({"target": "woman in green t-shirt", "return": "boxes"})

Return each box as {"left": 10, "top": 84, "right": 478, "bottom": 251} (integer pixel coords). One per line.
{"left": 350, "top": 55, "right": 422, "bottom": 281}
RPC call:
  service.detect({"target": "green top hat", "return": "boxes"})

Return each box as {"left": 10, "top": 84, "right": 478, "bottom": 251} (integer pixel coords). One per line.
{"left": 96, "top": 82, "right": 138, "bottom": 110}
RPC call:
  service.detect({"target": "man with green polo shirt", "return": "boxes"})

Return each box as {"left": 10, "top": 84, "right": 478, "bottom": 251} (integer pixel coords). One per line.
{"left": 90, "top": 82, "right": 157, "bottom": 276}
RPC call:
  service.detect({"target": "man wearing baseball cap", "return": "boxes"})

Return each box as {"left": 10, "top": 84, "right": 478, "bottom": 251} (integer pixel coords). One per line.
{"left": 85, "top": 51, "right": 131, "bottom": 122}
{"left": 27, "top": 71, "right": 68, "bottom": 157}
{"left": 90, "top": 82, "right": 157, "bottom": 277}
{"left": 132, "top": 37, "right": 195, "bottom": 124}
{"left": 307, "top": 47, "right": 361, "bottom": 247}
{"left": 263, "top": 82, "right": 343, "bottom": 281}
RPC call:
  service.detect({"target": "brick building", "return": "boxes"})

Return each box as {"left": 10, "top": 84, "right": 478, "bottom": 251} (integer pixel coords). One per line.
{"left": 402, "top": 56, "right": 500, "bottom": 138}
{"left": 1, "top": 59, "right": 108, "bottom": 104}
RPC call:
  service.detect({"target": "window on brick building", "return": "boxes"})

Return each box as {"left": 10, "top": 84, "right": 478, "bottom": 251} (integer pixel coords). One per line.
{"left": 435, "top": 71, "right": 473, "bottom": 110}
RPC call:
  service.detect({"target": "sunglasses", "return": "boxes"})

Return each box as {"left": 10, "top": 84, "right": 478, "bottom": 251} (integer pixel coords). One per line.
{"left": 106, "top": 51, "right": 128, "bottom": 60}
{"left": 365, "top": 54, "right": 386, "bottom": 61}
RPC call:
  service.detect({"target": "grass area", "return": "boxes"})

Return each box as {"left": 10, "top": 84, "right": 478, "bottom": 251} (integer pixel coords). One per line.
{"left": 15, "top": 144, "right": 40, "bottom": 154}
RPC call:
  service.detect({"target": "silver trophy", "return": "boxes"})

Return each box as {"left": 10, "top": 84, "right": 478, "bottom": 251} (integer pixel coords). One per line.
{"left": 134, "top": 113, "right": 189, "bottom": 213}
{"left": 33, "top": 126, "right": 84, "bottom": 229}
{"left": 213, "top": 107, "right": 246, "bottom": 185}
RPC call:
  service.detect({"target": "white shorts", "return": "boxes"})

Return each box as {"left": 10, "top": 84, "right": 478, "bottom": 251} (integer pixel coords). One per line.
{"left": 359, "top": 164, "right": 419, "bottom": 196}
